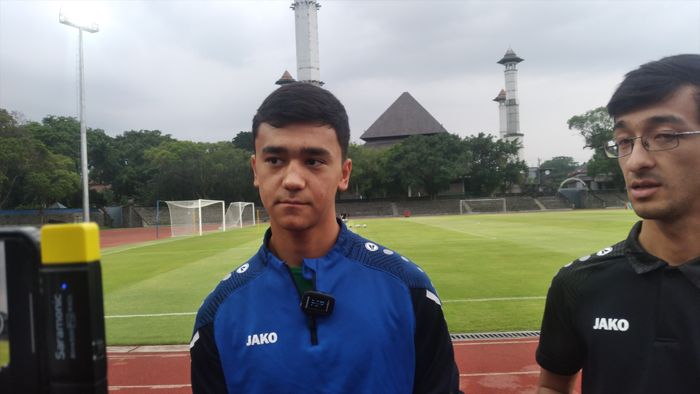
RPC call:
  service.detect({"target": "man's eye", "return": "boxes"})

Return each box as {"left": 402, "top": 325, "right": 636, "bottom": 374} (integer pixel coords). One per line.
{"left": 652, "top": 132, "right": 676, "bottom": 144}
{"left": 306, "top": 159, "right": 324, "bottom": 167}
{"left": 266, "top": 157, "right": 282, "bottom": 165}
{"left": 616, "top": 138, "right": 633, "bottom": 147}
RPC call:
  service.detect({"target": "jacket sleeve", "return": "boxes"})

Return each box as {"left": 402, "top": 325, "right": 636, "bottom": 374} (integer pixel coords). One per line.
{"left": 190, "top": 323, "right": 228, "bottom": 394}
{"left": 410, "top": 288, "right": 462, "bottom": 394}
{"left": 536, "top": 270, "right": 585, "bottom": 376}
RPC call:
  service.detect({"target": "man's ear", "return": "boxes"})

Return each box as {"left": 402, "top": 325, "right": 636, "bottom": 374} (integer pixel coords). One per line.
{"left": 251, "top": 155, "right": 259, "bottom": 188}
{"left": 337, "top": 158, "right": 352, "bottom": 192}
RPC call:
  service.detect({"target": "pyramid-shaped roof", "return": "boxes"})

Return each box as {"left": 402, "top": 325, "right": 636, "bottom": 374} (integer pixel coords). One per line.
{"left": 360, "top": 92, "right": 447, "bottom": 142}
{"left": 275, "top": 70, "right": 296, "bottom": 85}
{"left": 493, "top": 89, "right": 506, "bottom": 102}
{"left": 497, "top": 48, "right": 524, "bottom": 65}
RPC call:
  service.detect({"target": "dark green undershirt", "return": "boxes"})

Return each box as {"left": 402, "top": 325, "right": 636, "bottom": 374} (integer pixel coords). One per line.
{"left": 289, "top": 266, "right": 313, "bottom": 295}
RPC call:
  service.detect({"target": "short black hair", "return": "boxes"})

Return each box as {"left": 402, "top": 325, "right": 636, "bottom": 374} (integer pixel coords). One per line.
{"left": 607, "top": 54, "right": 700, "bottom": 121}
{"left": 252, "top": 82, "right": 350, "bottom": 159}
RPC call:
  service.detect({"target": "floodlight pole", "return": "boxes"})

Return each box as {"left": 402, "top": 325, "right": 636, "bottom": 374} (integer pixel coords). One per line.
{"left": 60, "top": 14, "right": 99, "bottom": 222}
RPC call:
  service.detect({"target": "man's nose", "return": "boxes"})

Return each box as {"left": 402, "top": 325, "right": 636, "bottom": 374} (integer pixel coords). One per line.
{"left": 622, "top": 138, "right": 655, "bottom": 172}
{"left": 282, "top": 161, "right": 306, "bottom": 190}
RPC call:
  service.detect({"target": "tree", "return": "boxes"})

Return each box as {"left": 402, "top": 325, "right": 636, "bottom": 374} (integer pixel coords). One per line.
{"left": 202, "top": 142, "right": 257, "bottom": 202}
{"left": 28, "top": 115, "right": 81, "bottom": 164}
{"left": 143, "top": 141, "right": 257, "bottom": 204}
{"left": 539, "top": 156, "right": 579, "bottom": 190}
{"left": 110, "top": 130, "right": 174, "bottom": 203}
{"left": 462, "top": 133, "right": 527, "bottom": 196}
{"left": 346, "top": 144, "right": 391, "bottom": 199}
{"left": 568, "top": 107, "right": 624, "bottom": 189}
{"left": 384, "top": 134, "right": 469, "bottom": 198}
{"left": 22, "top": 153, "right": 80, "bottom": 209}
{"left": 0, "top": 108, "right": 18, "bottom": 134}
{"left": 232, "top": 131, "right": 254, "bottom": 153}
{"left": 0, "top": 110, "right": 80, "bottom": 209}
{"left": 0, "top": 110, "right": 34, "bottom": 208}
{"left": 87, "top": 129, "right": 118, "bottom": 185}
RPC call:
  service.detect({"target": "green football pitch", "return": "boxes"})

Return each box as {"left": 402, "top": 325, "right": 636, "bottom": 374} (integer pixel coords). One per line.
{"left": 102, "top": 209, "right": 639, "bottom": 345}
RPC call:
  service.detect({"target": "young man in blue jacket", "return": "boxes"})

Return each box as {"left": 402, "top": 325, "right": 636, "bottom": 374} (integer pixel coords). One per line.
{"left": 190, "top": 82, "right": 461, "bottom": 393}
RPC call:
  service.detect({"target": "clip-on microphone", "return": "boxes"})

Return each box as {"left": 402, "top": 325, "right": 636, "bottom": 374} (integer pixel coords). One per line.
{"left": 300, "top": 290, "right": 335, "bottom": 316}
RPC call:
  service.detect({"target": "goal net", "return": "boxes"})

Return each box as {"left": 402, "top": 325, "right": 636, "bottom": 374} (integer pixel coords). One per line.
{"left": 225, "top": 202, "right": 256, "bottom": 230}
{"left": 459, "top": 198, "right": 507, "bottom": 214}
{"left": 164, "top": 199, "right": 225, "bottom": 237}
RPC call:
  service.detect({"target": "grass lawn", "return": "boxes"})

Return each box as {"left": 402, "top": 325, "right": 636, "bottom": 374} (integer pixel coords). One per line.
{"left": 102, "top": 209, "right": 639, "bottom": 345}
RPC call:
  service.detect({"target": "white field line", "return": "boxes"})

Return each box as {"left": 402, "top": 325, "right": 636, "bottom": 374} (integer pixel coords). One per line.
{"left": 105, "top": 296, "right": 544, "bottom": 319}
{"left": 406, "top": 219, "right": 498, "bottom": 240}
{"left": 442, "top": 296, "right": 545, "bottom": 303}
{"left": 101, "top": 237, "right": 185, "bottom": 256}
{"left": 106, "top": 312, "right": 196, "bottom": 319}
{"left": 460, "top": 371, "right": 539, "bottom": 377}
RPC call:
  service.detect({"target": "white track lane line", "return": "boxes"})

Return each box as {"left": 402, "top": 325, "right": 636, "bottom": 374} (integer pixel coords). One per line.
{"left": 453, "top": 339, "right": 539, "bottom": 346}
{"left": 460, "top": 371, "right": 539, "bottom": 377}
{"left": 109, "top": 384, "right": 191, "bottom": 390}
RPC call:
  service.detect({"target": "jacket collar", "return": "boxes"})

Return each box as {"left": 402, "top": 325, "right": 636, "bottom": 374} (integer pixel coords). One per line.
{"left": 624, "top": 221, "right": 700, "bottom": 289}
{"left": 260, "top": 218, "right": 352, "bottom": 267}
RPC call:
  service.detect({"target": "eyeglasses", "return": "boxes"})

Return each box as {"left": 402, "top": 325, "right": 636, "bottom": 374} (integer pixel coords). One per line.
{"left": 603, "top": 130, "right": 700, "bottom": 158}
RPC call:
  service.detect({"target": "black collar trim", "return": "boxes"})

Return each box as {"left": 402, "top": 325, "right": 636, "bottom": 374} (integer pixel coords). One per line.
{"left": 624, "top": 221, "right": 700, "bottom": 289}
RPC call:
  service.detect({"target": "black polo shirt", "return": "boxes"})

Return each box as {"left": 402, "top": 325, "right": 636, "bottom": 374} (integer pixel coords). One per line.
{"left": 537, "top": 221, "right": 700, "bottom": 393}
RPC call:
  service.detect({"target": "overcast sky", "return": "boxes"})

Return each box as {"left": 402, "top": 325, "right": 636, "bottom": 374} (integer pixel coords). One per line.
{"left": 1, "top": 0, "right": 699, "bottom": 166}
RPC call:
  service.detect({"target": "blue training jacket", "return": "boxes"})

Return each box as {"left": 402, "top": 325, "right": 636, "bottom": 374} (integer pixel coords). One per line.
{"left": 190, "top": 222, "right": 460, "bottom": 394}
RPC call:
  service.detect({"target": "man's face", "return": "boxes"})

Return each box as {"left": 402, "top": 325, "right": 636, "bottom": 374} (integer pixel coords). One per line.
{"left": 614, "top": 85, "right": 700, "bottom": 222}
{"left": 251, "top": 123, "right": 351, "bottom": 232}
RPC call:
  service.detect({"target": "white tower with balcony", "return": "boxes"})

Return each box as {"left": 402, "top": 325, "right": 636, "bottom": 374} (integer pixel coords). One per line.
{"left": 291, "top": 0, "right": 323, "bottom": 86}
{"left": 496, "top": 48, "right": 524, "bottom": 160}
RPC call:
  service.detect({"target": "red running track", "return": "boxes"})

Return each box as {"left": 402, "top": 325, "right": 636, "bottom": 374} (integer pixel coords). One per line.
{"left": 107, "top": 339, "right": 581, "bottom": 393}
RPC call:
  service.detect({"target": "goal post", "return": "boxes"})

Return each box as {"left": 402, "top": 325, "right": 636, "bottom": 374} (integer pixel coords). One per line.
{"left": 164, "top": 199, "right": 225, "bottom": 237}
{"left": 459, "top": 198, "right": 507, "bottom": 214}
{"left": 225, "top": 202, "right": 256, "bottom": 230}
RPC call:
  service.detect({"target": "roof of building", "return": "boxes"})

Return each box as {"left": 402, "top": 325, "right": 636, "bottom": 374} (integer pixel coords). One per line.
{"left": 493, "top": 89, "right": 506, "bottom": 102}
{"left": 497, "top": 48, "right": 524, "bottom": 65}
{"left": 275, "top": 70, "right": 296, "bottom": 85}
{"left": 360, "top": 92, "right": 448, "bottom": 141}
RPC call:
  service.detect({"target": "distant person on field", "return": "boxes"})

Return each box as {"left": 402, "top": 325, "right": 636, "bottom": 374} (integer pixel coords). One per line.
{"left": 189, "top": 82, "right": 460, "bottom": 393}
{"left": 536, "top": 54, "right": 700, "bottom": 393}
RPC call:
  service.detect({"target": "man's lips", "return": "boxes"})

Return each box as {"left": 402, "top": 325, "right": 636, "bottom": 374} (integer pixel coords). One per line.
{"left": 628, "top": 179, "right": 661, "bottom": 199}
{"left": 276, "top": 200, "right": 308, "bottom": 206}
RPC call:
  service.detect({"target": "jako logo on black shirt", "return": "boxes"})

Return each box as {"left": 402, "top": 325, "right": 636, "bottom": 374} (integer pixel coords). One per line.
{"left": 246, "top": 332, "right": 278, "bottom": 346}
{"left": 593, "top": 318, "right": 629, "bottom": 331}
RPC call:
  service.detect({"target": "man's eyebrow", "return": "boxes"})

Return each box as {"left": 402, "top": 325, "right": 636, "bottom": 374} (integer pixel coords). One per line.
{"left": 261, "top": 146, "right": 331, "bottom": 157}
{"left": 301, "top": 147, "right": 331, "bottom": 157}
{"left": 261, "top": 146, "right": 288, "bottom": 155}
{"left": 645, "top": 115, "right": 686, "bottom": 127}
{"left": 613, "top": 115, "right": 686, "bottom": 131}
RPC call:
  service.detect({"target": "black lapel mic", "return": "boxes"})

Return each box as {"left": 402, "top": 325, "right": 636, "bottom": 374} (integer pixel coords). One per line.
{"left": 300, "top": 290, "right": 335, "bottom": 316}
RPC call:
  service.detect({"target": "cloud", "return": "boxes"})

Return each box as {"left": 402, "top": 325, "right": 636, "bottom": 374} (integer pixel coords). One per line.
{"left": 1, "top": 0, "right": 699, "bottom": 166}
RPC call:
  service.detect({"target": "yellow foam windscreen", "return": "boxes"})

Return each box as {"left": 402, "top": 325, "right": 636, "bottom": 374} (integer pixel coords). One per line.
{"left": 41, "top": 222, "right": 101, "bottom": 264}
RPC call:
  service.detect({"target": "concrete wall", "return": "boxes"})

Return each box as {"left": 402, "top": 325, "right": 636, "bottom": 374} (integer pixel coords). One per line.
{"left": 0, "top": 209, "right": 105, "bottom": 227}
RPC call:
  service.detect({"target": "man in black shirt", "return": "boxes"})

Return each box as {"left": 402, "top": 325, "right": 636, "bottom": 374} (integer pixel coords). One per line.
{"left": 536, "top": 54, "right": 700, "bottom": 393}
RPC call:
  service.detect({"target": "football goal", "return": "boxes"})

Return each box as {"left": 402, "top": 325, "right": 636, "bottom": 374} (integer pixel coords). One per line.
{"left": 225, "top": 202, "right": 256, "bottom": 230}
{"left": 164, "top": 199, "right": 225, "bottom": 237}
{"left": 459, "top": 198, "right": 507, "bottom": 214}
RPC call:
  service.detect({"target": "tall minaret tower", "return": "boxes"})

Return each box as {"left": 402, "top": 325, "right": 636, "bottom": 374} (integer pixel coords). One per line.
{"left": 497, "top": 48, "right": 524, "bottom": 160}
{"left": 291, "top": 0, "right": 323, "bottom": 86}
{"left": 493, "top": 89, "right": 507, "bottom": 139}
